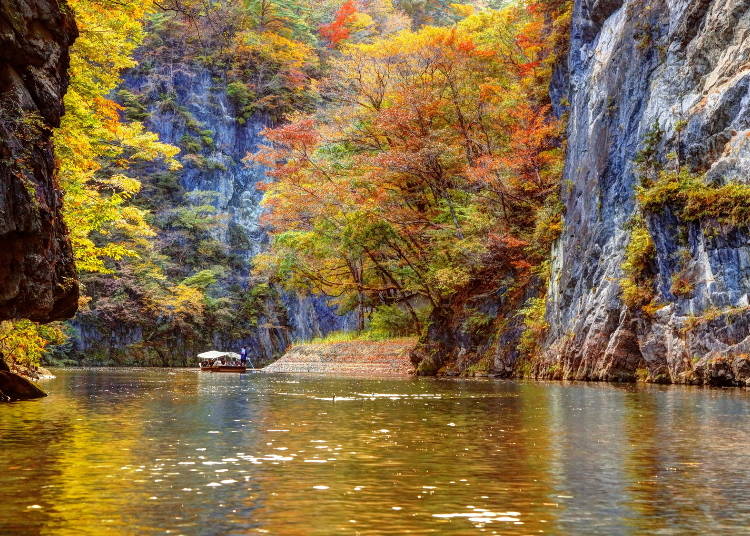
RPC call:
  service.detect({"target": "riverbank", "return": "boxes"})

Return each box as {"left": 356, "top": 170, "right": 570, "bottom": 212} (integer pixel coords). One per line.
{"left": 263, "top": 338, "right": 417, "bottom": 375}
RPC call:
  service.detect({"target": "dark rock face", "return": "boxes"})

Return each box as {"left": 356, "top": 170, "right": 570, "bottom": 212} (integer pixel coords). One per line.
{"left": 0, "top": 371, "right": 46, "bottom": 401}
{"left": 541, "top": 0, "right": 750, "bottom": 384}
{"left": 0, "top": 0, "right": 79, "bottom": 322}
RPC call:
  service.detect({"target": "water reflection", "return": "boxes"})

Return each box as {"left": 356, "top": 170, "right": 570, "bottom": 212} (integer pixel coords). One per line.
{"left": 1, "top": 370, "right": 750, "bottom": 534}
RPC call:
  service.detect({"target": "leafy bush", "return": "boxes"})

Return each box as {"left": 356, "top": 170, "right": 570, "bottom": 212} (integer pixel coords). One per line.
{"left": 368, "top": 305, "right": 419, "bottom": 338}
{"left": 180, "top": 134, "right": 203, "bottom": 154}
{"left": 226, "top": 81, "right": 257, "bottom": 123}
{"left": 620, "top": 214, "right": 656, "bottom": 309}
{"left": 0, "top": 320, "right": 65, "bottom": 369}
{"left": 638, "top": 159, "right": 750, "bottom": 229}
{"left": 518, "top": 296, "right": 548, "bottom": 356}
{"left": 117, "top": 89, "right": 149, "bottom": 121}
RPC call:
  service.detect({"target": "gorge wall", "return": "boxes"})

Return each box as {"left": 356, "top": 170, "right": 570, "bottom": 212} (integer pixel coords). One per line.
{"left": 538, "top": 0, "right": 750, "bottom": 385}
{"left": 0, "top": 0, "right": 78, "bottom": 323}
{"left": 50, "top": 0, "right": 750, "bottom": 380}
{"left": 415, "top": 0, "right": 750, "bottom": 385}
{"left": 64, "top": 28, "right": 354, "bottom": 366}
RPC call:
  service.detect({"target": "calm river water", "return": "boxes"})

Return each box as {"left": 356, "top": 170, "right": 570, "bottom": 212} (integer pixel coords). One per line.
{"left": 2, "top": 369, "right": 750, "bottom": 535}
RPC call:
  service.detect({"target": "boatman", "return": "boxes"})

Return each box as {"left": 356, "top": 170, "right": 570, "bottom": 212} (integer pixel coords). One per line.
{"left": 240, "top": 347, "right": 248, "bottom": 367}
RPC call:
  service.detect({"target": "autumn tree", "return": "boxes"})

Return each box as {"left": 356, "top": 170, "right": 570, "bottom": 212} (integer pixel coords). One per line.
{"left": 252, "top": 4, "right": 567, "bottom": 334}
{"left": 56, "top": 0, "right": 181, "bottom": 274}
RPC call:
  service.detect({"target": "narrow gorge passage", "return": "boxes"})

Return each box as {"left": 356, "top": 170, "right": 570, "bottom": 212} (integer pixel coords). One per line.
{"left": 1, "top": 0, "right": 750, "bottom": 534}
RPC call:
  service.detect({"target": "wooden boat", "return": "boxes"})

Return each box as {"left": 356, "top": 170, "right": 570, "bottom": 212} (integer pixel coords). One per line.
{"left": 198, "top": 350, "right": 246, "bottom": 373}
{"left": 201, "top": 364, "right": 247, "bottom": 373}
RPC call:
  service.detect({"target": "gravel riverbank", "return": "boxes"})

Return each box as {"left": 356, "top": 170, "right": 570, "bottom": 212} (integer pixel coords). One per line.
{"left": 263, "top": 339, "right": 417, "bottom": 375}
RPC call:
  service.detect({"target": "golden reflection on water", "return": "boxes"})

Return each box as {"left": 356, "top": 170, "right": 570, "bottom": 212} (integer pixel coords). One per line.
{"left": 1, "top": 370, "right": 750, "bottom": 535}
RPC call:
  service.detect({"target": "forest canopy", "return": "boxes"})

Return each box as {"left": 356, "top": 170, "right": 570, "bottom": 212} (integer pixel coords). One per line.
{"left": 253, "top": 1, "right": 570, "bottom": 335}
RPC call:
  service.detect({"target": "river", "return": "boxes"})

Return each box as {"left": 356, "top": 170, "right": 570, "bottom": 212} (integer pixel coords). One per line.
{"left": 1, "top": 369, "right": 750, "bottom": 535}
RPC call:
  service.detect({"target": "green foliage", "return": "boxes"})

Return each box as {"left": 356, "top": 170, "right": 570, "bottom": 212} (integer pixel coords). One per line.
{"left": 181, "top": 268, "right": 222, "bottom": 289}
{"left": 117, "top": 90, "right": 150, "bottom": 121}
{"left": 639, "top": 165, "right": 750, "bottom": 228}
{"left": 620, "top": 213, "right": 656, "bottom": 310}
{"left": 242, "top": 283, "right": 273, "bottom": 327}
{"left": 368, "top": 305, "right": 421, "bottom": 338}
{"left": 634, "top": 120, "right": 664, "bottom": 186}
{"left": 180, "top": 134, "right": 203, "bottom": 154}
{"left": 226, "top": 81, "right": 257, "bottom": 123}
{"left": 518, "top": 296, "right": 548, "bottom": 356}
{"left": 165, "top": 191, "right": 224, "bottom": 233}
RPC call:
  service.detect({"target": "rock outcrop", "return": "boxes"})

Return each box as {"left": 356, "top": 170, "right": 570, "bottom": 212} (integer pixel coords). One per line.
{"left": 411, "top": 0, "right": 750, "bottom": 386}
{"left": 539, "top": 0, "right": 750, "bottom": 385}
{"left": 0, "top": 0, "right": 79, "bottom": 322}
{"left": 0, "top": 370, "right": 47, "bottom": 402}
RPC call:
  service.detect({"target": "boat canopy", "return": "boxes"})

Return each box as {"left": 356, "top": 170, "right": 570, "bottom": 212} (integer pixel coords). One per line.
{"left": 197, "top": 351, "right": 240, "bottom": 361}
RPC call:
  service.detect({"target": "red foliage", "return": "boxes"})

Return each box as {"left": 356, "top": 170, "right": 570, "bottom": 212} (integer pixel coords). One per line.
{"left": 320, "top": 0, "right": 358, "bottom": 47}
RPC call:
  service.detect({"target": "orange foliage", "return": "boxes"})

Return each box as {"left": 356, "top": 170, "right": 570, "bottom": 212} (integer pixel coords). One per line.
{"left": 320, "top": 0, "right": 359, "bottom": 46}
{"left": 251, "top": 2, "right": 571, "bottom": 321}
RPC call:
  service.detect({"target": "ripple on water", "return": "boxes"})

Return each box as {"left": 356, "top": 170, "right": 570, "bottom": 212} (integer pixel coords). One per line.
{"left": 4, "top": 369, "right": 750, "bottom": 536}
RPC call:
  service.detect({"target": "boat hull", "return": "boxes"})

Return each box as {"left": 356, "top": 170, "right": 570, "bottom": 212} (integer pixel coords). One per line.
{"left": 200, "top": 366, "right": 247, "bottom": 373}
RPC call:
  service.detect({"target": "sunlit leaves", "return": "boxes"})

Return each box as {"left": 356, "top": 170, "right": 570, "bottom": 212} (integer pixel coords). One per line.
{"left": 0, "top": 320, "right": 66, "bottom": 369}
{"left": 320, "top": 1, "right": 374, "bottom": 47}
{"left": 56, "top": 0, "right": 180, "bottom": 274}
{"left": 253, "top": 2, "right": 567, "bottom": 329}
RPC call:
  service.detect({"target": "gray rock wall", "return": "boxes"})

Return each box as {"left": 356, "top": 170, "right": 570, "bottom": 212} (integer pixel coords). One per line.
{"left": 0, "top": 0, "right": 78, "bottom": 322}
{"left": 134, "top": 64, "right": 356, "bottom": 353}
{"left": 67, "top": 58, "right": 354, "bottom": 364}
{"left": 541, "top": 0, "right": 750, "bottom": 385}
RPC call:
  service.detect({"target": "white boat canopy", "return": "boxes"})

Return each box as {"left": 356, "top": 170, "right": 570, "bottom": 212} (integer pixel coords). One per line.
{"left": 197, "top": 351, "right": 240, "bottom": 361}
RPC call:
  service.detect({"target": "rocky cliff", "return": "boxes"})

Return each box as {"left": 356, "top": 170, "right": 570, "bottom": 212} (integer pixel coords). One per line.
{"left": 64, "top": 40, "right": 354, "bottom": 365}
{"left": 538, "top": 0, "right": 750, "bottom": 385}
{"left": 412, "top": 0, "right": 750, "bottom": 386}
{"left": 0, "top": 0, "right": 78, "bottom": 322}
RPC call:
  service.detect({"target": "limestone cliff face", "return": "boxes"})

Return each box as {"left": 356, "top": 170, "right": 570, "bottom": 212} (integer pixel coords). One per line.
{"left": 0, "top": 0, "right": 78, "bottom": 322}
{"left": 540, "top": 0, "right": 750, "bottom": 385}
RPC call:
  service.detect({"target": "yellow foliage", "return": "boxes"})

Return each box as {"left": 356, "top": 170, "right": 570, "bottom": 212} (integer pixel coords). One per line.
{"left": 2, "top": 0, "right": 183, "bottom": 370}
{"left": 55, "top": 0, "right": 180, "bottom": 274}
{"left": 0, "top": 320, "right": 65, "bottom": 369}
{"left": 450, "top": 3, "right": 475, "bottom": 18}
